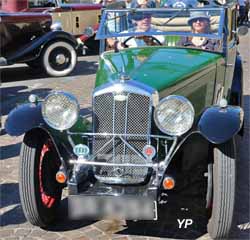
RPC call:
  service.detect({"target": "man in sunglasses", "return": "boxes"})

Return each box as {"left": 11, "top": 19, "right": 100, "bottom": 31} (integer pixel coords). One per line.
{"left": 107, "top": 11, "right": 165, "bottom": 50}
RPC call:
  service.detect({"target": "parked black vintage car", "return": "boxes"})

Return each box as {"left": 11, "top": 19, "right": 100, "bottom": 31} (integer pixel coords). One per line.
{"left": 0, "top": 11, "right": 78, "bottom": 77}
{"left": 4, "top": 0, "right": 248, "bottom": 239}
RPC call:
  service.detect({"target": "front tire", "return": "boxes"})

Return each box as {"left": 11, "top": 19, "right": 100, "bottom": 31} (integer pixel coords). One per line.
{"left": 19, "top": 130, "right": 62, "bottom": 227}
{"left": 42, "top": 41, "right": 77, "bottom": 77}
{"left": 207, "top": 138, "right": 236, "bottom": 239}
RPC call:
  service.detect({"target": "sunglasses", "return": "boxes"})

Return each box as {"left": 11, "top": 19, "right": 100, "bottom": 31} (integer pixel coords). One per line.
{"left": 133, "top": 13, "right": 152, "bottom": 21}
{"left": 192, "top": 18, "right": 209, "bottom": 23}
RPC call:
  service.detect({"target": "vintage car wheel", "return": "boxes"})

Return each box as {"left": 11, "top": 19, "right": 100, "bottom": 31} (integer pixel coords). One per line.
{"left": 42, "top": 41, "right": 77, "bottom": 77}
{"left": 19, "top": 131, "right": 62, "bottom": 227}
{"left": 207, "top": 138, "right": 236, "bottom": 238}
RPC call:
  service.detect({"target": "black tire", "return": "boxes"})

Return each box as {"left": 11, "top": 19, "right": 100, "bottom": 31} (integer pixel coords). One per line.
{"left": 19, "top": 130, "right": 62, "bottom": 227}
{"left": 207, "top": 138, "right": 236, "bottom": 239}
{"left": 42, "top": 41, "right": 77, "bottom": 77}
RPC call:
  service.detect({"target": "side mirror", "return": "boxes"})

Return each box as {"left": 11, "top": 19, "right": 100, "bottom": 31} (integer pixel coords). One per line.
{"left": 237, "top": 26, "right": 248, "bottom": 36}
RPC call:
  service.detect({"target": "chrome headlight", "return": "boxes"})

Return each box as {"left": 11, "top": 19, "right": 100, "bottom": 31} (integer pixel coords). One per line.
{"left": 42, "top": 92, "right": 79, "bottom": 130}
{"left": 154, "top": 95, "right": 195, "bottom": 136}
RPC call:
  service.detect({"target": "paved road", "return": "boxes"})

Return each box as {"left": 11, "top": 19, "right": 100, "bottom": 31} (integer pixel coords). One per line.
{"left": 0, "top": 32, "right": 249, "bottom": 240}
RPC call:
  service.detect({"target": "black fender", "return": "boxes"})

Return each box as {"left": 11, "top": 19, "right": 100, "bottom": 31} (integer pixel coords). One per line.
{"left": 4, "top": 103, "right": 45, "bottom": 136}
{"left": 198, "top": 105, "right": 244, "bottom": 144}
{"left": 7, "top": 30, "right": 77, "bottom": 64}
{"left": 229, "top": 55, "right": 243, "bottom": 106}
{"left": 23, "top": 127, "right": 73, "bottom": 173}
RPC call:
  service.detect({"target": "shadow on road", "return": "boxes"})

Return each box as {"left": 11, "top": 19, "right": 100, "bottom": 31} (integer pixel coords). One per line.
{"left": 1, "top": 86, "right": 52, "bottom": 116}
{"left": 0, "top": 59, "right": 98, "bottom": 83}
{"left": 0, "top": 142, "right": 21, "bottom": 160}
{"left": 0, "top": 205, "right": 26, "bottom": 226}
{"left": 229, "top": 96, "right": 250, "bottom": 239}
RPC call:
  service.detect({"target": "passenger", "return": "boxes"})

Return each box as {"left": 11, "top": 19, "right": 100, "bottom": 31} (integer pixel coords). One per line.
{"left": 177, "top": 11, "right": 219, "bottom": 51}
{"left": 107, "top": 12, "right": 165, "bottom": 50}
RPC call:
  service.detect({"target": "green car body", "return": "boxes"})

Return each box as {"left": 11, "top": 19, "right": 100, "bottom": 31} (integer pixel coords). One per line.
{"left": 96, "top": 47, "right": 224, "bottom": 117}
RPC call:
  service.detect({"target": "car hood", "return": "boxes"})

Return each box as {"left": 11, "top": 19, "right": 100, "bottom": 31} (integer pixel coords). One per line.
{"left": 96, "top": 47, "right": 222, "bottom": 92}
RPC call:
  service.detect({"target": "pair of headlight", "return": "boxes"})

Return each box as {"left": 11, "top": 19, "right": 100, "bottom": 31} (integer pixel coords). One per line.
{"left": 42, "top": 92, "right": 194, "bottom": 136}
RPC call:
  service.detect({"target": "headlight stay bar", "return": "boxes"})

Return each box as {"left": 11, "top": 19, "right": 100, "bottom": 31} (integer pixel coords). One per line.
{"left": 67, "top": 131, "right": 178, "bottom": 171}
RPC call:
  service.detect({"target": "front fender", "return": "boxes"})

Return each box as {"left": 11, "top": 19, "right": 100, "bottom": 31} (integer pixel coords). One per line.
{"left": 5, "top": 103, "right": 45, "bottom": 136}
{"left": 198, "top": 105, "right": 244, "bottom": 144}
{"left": 7, "top": 30, "right": 77, "bottom": 64}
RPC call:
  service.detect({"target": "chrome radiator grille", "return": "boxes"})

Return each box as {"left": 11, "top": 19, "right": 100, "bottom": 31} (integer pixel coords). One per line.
{"left": 93, "top": 92, "right": 152, "bottom": 184}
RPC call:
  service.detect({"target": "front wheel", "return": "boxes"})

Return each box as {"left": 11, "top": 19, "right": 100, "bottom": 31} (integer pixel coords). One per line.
{"left": 207, "top": 138, "right": 236, "bottom": 239}
{"left": 19, "top": 130, "right": 63, "bottom": 227}
{"left": 42, "top": 41, "right": 77, "bottom": 77}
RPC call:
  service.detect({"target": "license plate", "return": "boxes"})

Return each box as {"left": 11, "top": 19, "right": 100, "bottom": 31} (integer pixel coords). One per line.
{"left": 68, "top": 195, "right": 157, "bottom": 220}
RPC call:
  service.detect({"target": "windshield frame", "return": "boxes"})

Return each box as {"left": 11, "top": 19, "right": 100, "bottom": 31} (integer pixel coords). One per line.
{"left": 96, "top": 7, "right": 225, "bottom": 40}
{"left": 58, "top": 0, "right": 96, "bottom": 4}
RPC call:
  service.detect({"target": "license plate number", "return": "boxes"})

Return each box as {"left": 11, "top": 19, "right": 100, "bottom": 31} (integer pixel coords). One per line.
{"left": 69, "top": 195, "right": 157, "bottom": 220}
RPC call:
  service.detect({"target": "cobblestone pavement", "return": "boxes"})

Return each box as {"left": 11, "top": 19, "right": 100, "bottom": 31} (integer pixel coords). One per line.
{"left": 0, "top": 32, "right": 249, "bottom": 240}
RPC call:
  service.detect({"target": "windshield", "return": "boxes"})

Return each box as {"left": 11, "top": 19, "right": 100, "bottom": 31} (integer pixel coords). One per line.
{"left": 96, "top": 8, "right": 224, "bottom": 52}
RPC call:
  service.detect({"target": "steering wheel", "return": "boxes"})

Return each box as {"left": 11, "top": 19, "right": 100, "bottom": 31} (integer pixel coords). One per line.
{"left": 122, "top": 36, "right": 163, "bottom": 47}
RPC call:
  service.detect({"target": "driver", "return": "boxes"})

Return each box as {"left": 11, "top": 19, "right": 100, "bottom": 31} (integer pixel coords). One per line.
{"left": 107, "top": 12, "right": 165, "bottom": 50}
{"left": 177, "top": 11, "right": 219, "bottom": 51}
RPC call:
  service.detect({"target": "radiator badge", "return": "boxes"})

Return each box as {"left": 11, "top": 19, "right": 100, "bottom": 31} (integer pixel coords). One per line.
{"left": 114, "top": 94, "right": 127, "bottom": 101}
{"left": 73, "top": 144, "right": 90, "bottom": 157}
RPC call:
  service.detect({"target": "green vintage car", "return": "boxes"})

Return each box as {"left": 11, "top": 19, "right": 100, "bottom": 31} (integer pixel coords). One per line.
{"left": 5, "top": 0, "right": 248, "bottom": 239}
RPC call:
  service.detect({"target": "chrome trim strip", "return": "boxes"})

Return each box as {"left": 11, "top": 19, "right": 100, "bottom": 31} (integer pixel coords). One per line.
{"left": 93, "top": 80, "right": 155, "bottom": 99}
{"left": 69, "top": 160, "right": 155, "bottom": 168}
{"left": 123, "top": 93, "right": 129, "bottom": 163}
{"left": 163, "top": 137, "right": 178, "bottom": 168}
{"left": 67, "top": 131, "right": 175, "bottom": 141}
{"left": 112, "top": 92, "right": 116, "bottom": 164}
{"left": 153, "top": 201, "right": 158, "bottom": 220}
